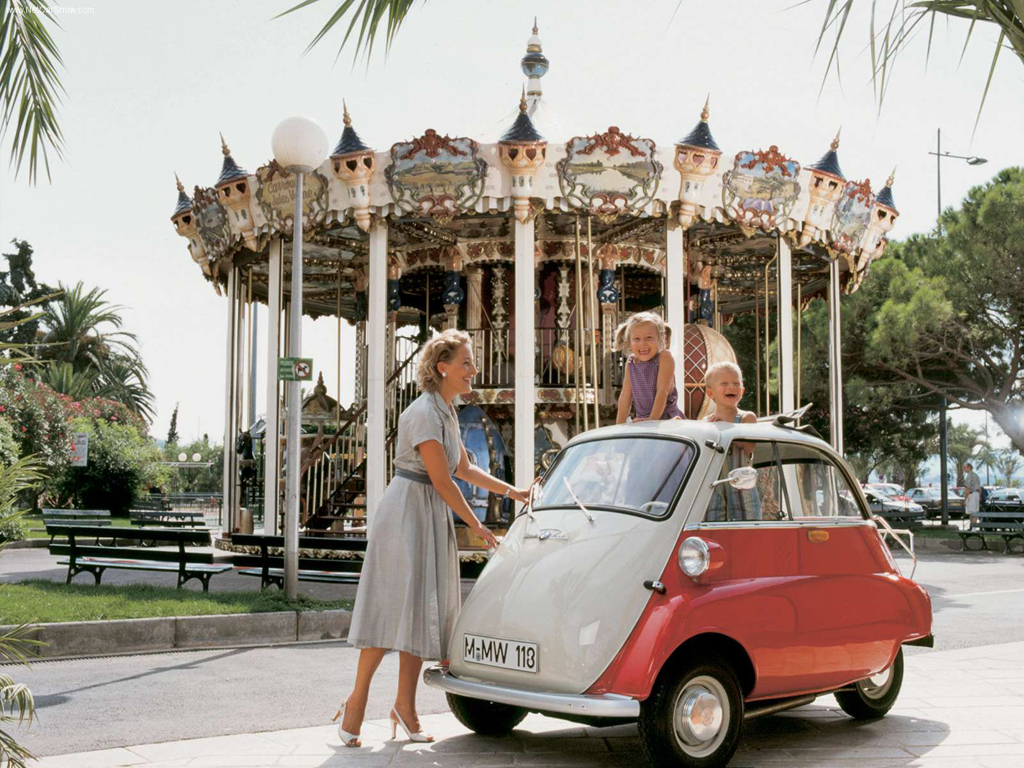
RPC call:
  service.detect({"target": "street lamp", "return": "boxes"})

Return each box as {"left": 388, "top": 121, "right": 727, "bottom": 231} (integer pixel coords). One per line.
{"left": 928, "top": 128, "right": 987, "bottom": 527}
{"left": 272, "top": 115, "right": 329, "bottom": 600}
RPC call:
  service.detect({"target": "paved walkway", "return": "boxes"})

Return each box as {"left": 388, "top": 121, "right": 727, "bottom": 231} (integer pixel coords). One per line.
{"left": 31, "top": 641, "right": 1024, "bottom": 767}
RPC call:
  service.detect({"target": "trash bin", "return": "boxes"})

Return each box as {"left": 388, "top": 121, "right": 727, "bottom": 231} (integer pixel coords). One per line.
{"left": 236, "top": 507, "right": 254, "bottom": 534}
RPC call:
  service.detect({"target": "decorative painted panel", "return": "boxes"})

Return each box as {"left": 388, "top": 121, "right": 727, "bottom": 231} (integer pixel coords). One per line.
{"left": 385, "top": 130, "right": 488, "bottom": 221}
{"left": 556, "top": 127, "right": 662, "bottom": 219}
{"left": 254, "top": 161, "right": 330, "bottom": 234}
{"left": 831, "top": 179, "right": 875, "bottom": 255}
{"left": 192, "top": 186, "right": 233, "bottom": 258}
{"left": 721, "top": 146, "right": 801, "bottom": 231}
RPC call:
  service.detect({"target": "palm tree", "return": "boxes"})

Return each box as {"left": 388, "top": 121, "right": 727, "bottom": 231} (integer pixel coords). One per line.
{"left": 995, "top": 448, "right": 1022, "bottom": 486}
{"left": 0, "top": 0, "right": 65, "bottom": 184}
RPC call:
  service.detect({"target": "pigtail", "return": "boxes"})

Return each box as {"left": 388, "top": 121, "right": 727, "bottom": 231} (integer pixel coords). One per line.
{"left": 613, "top": 318, "right": 631, "bottom": 352}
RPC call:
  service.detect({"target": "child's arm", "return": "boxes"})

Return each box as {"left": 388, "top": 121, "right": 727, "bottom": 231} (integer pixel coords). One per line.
{"left": 647, "top": 350, "right": 676, "bottom": 421}
{"left": 736, "top": 410, "right": 758, "bottom": 461}
{"left": 616, "top": 366, "right": 632, "bottom": 424}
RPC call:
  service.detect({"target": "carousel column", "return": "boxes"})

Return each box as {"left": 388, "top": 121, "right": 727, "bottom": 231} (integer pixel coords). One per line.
{"left": 665, "top": 222, "right": 686, "bottom": 412}
{"left": 776, "top": 235, "right": 795, "bottom": 413}
{"left": 596, "top": 245, "right": 620, "bottom": 405}
{"left": 828, "top": 258, "right": 845, "bottom": 453}
{"left": 466, "top": 267, "right": 484, "bottom": 378}
{"left": 263, "top": 239, "right": 283, "bottom": 535}
{"left": 514, "top": 219, "right": 536, "bottom": 490}
{"left": 366, "top": 222, "right": 388, "bottom": 529}
{"left": 221, "top": 264, "right": 239, "bottom": 532}
{"left": 442, "top": 246, "right": 465, "bottom": 331}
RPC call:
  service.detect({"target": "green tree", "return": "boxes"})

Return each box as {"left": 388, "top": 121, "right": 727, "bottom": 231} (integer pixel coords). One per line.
{"left": 947, "top": 423, "right": 984, "bottom": 485}
{"left": 166, "top": 403, "right": 180, "bottom": 446}
{"left": 0, "top": 240, "right": 56, "bottom": 346}
{"left": 995, "top": 448, "right": 1022, "bottom": 485}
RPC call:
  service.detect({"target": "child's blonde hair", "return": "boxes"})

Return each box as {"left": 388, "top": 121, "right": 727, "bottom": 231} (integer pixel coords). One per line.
{"left": 614, "top": 311, "right": 669, "bottom": 353}
{"left": 704, "top": 361, "right": 744, "bottom": 387}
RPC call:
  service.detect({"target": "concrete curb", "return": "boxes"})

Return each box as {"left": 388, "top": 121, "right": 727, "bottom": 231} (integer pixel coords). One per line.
{"left": 0, "top": 609, "right": 351, "bottom": 660}
{"left": 5, "top": 539, "right": 50, "bottom": 549}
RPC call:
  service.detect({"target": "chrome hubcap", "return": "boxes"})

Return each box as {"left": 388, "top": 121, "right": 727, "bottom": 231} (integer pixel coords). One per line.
{"left": 860, "top": 664, "right": 894, "bottom": 699}
{"left": 673, "top": 676, "right": 728, "bottom": 756}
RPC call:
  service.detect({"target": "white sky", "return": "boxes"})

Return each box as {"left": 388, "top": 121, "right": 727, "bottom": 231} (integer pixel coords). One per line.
{"left": 0, "top": 0, "right": 1020, "bottom": 449}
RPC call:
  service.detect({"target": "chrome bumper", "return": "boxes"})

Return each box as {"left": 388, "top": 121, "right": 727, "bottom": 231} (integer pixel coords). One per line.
{"left": 422, "top": 667, "right": 640, "bottom": 719}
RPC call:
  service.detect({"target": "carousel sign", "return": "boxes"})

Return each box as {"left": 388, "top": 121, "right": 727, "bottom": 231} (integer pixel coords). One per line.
{"left": 385, "top": 130, "right": 488, "bottom": 221}
{"left": 255, "top": 162, "right": 330, "bottom": 233}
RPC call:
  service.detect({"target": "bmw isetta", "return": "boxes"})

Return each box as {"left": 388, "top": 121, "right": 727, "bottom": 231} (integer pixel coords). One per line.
{"left": 424, "top": 415, "right": 933, "bottom": 767}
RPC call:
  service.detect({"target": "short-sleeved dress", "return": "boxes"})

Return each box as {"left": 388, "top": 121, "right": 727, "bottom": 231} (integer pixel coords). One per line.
{"left": 347, "top": 391, "right": 463, "bottom": 661}
{"left": 628, "top": 353, "right": 683, "bottom": 420}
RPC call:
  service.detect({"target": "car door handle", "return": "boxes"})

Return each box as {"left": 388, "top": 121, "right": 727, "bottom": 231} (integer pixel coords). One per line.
{"left": 644, "top": 580, "right": 666, "bottom": 594}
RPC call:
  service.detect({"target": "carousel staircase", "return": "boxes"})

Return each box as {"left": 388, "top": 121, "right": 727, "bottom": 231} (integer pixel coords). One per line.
{"left": 299, "top": 339, "right": 422, "bottom": 535}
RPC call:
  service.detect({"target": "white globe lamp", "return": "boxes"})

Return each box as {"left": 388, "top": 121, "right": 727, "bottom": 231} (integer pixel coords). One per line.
{"left": 192, "top": 452, "right": 202, "bottom": 463}
{"left": 271, "top": 116, "right": 329, "bottom": 173}
{"left": 177, "top": 452, "right": 187, "bottom": 462}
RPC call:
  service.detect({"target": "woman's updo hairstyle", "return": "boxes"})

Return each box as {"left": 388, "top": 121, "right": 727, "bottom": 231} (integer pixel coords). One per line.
{"left": 417, "top": 329, "right": 473, "bottom": 393}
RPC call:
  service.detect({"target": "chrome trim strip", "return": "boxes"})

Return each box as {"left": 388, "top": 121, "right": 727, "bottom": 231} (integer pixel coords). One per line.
{"left": 685, "top": 519, "right": 874, "bottom": 531}
{"left": 422, "top": 667, "right": 640, "bottom": 718}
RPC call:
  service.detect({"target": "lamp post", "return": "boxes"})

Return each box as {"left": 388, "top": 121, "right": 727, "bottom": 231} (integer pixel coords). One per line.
{"left": 928, "top": 128, "right": 987, "bottom": 526}
{"left": 272, "top": 116, "right": 329, "bottom": 599}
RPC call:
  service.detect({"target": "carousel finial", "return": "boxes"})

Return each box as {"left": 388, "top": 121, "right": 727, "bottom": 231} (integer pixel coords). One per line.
{"left": 175, "top": 172, "right": 184, "bottom": 193}
{"left": 831, "top": 127, "right": 841, "bottom": 152}
{"left": 520, "top": 85, "right": 527, "bottom": 113}
{"left": 701, "top": 94, "right": 710, "bottom": 122}
{"left": 887, "top": 167, "right": 896, "bottom": 187}
{"left": 220, "top": 133, "right": 231, "bottom": 157}
{"left": 343, "top": 100, "right": 352, "bottom": 127}
{"left": 533, "top": 16, "right": 538, "bottom": 34}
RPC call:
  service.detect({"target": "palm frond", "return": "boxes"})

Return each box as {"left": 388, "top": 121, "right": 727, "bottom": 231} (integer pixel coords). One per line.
{"left": 0, "top": 672, "right": 36, "bottom": 768}
{"left": 0, "top": 0, "right": 66, "bottom": 184}
{"left": 278, "top": 0, "right": 425, "bottom": 61}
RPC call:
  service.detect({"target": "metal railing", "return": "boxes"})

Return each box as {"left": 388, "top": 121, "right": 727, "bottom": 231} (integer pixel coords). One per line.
{"left": 465, "top": 327, "right": 609, "bottom": 390}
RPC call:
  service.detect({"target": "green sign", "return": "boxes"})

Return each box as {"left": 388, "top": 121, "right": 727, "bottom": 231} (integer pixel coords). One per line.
{"left": 278, "top": 357, "right": 313, "bottom": 381}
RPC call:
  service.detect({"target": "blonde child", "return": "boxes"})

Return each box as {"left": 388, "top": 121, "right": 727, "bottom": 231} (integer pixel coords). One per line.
{"left": 615, "top": 312, "right": 683, "bottom": 423}
{"left": 704, "top": 361, "right": 761, "bottom": 520}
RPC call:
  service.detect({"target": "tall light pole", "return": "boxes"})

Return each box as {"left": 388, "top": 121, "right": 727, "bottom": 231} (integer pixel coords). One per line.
{"left": 272, "top": 116, "right": 328, "bottom": 599}
{"left": 928, "top": 128, "right": 987, "bottom": 526}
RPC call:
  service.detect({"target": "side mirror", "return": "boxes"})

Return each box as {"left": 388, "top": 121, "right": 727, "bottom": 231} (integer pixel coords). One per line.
{"left": 711, "top": 466, "right": 759, "bottom": 491}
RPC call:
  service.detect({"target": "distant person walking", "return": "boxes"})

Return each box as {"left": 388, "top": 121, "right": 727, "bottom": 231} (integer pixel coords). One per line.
{"left": 335, "top": 329, "right": 530, "bottom": 748}
{"left": 964, "top": 462, "right": 982, "bottom": 521}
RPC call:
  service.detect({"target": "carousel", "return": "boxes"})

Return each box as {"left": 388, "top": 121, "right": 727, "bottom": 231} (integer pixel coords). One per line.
{"left": 171, "top": 23, "right": 899, "bottom": 551}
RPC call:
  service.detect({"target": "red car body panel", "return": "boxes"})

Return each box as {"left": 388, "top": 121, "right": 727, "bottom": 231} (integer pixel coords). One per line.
{"left": 586, "top": 523, "right": 932, "bottom": 702}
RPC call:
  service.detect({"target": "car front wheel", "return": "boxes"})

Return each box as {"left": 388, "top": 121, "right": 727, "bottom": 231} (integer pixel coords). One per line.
{"left": 446, "top": 692, "right": 527, "bottom": 736}
{"left": 638, "top": 656, "right": 743, "bottom": 767}
{"left": 834, "top": 648, "right": 904, "bottom": 719}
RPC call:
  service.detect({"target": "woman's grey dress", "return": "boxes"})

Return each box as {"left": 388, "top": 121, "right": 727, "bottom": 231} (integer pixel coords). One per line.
{"left": 347, "top": 392, "right": 462, "bottom": 661}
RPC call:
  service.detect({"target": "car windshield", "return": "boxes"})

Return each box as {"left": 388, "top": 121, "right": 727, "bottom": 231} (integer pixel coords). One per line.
{"left": 535, "top": 437, "right": 694, "bottom": 518}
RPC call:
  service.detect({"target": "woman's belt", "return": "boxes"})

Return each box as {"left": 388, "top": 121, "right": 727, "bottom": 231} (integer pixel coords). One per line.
{"left": 394, "top": 468, "right": 433, "bottom": 485}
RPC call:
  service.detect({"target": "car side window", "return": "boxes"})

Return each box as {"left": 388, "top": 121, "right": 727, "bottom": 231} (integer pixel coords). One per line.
{"left": 775, "top": 443, "right": 864, "bottom": 519}
{"left": 703, "top": 441, "right": 790, "bottom": 523}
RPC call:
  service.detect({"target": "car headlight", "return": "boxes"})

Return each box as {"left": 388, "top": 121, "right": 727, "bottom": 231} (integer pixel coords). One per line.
{"left": 678, "top": 537, "right": 710, "bottom": 578}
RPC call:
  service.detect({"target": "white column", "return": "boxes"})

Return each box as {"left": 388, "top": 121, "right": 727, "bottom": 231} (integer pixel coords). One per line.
{"left": 263, "top": 239, "right": 283, "bottom": 535}
{"left": 514, "top": 220, "right": 536, "bottom": 490}
{"left": 776, "top": 236, "right": 795, "bottom": 413}
{"left": 222, "top": 265, "right": 238, "bottom": 532}
{"left": 666, "top": 224, "right": 686, "bottom": 413}
{"left": 366, "top": 222, "right": 388, "bottom": 528}
{"left": 828, "top": 258, "right": 845, "bottom": 454}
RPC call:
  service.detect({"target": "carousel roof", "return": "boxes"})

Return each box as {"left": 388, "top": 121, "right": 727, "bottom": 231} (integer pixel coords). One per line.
{"left": 171, "top": 174, "right": 191, "bottom": 217}
{"left": 877, "top": 170, "right": 897, "bottom": 212}
{"left": 808, "top": 130, "right": 845, "bottom": 180}
{"left": 332, "top": 102, "right": 372, "bottom": 156}
{"left": 501, "top": 91, "right": 545, "bottom": 143}
{"left": 216, "top": 135, "right": 249, "bottom": 186}
{"left": 677, "top": 98, "right": 720, "bottom": 151}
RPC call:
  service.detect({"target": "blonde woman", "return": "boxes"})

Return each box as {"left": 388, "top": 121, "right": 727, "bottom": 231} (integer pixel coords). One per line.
{"left": 614, "top": 311, "right": 683, "bottom": 423}
{"left": 336, "top": 329, "right": 531, "bottom": 747}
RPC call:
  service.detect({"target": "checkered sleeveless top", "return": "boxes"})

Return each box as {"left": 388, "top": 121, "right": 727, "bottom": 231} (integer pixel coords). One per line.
{"left": 628, "top": 353, "right": 683, "bottom": 420}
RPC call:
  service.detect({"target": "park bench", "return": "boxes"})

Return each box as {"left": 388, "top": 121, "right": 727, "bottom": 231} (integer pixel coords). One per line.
{"left": 48, "top": 524, "right": 231, "bottom": 591}
{"left": 230, "top": 533, "right": 366, "bottom": 590}
{"left": 132, "top": 495, "right": 169, "bottom": 512}
{"left": 958, "top": 509, "right": 1024, "bottom": 554}
{"left": 129, "top": 509, "right": 207, "bottom": 528}
{"left": 42, "top": 509, "right": 112, "bottom": 544}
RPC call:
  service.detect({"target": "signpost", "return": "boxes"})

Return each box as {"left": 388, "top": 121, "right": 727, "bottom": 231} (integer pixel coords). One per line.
{"left": 70, "top": 433, "right": 89, "bottom": 467}
{"left": 278, "top": 357, "right": 313, "bottom": 381}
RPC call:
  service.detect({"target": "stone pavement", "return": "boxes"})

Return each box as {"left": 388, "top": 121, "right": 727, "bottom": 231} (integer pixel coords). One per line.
{"left": 30, "top": 640, "right": 1024, "bottom": 767}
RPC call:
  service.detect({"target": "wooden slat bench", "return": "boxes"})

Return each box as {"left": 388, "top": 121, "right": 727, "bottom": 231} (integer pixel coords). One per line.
{"left": 48, "top": 525, "right": 231, "bottom": 591}
{"left": 958, "top": 510, "right": 1024, "bottom": 554}
{"left": 42, "top": 509, "right": 112, "bottom": 544}
{"left": 230, "top": 534, "right": 366, "bottom": 590}
{"left": 129, "top": 510, "right": 207, "bottom": 529}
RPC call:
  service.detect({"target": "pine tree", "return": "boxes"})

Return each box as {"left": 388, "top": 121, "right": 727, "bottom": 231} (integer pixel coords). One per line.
{"left": 166, "top": 403, "right": 180, "bottom": 446}
{"left": 0, "top": 239, "right": 57, "bottom": 346}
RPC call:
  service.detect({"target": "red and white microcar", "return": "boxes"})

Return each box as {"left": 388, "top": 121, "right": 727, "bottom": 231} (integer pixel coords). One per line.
{"left": 425, "top": 416, "right": 933, "bottom": 767}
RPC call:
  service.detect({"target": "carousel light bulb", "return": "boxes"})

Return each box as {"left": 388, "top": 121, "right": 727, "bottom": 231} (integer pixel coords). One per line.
{"left": 272, "top": 116, "right": 329, "bottom": 172}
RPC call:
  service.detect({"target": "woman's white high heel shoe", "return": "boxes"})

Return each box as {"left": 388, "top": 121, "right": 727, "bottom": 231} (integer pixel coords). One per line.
{"left": 332, "top": 702, "right": 362, "bottom": 748}
{"left": 390, "top": 707, "right": 434, "bottom": 743}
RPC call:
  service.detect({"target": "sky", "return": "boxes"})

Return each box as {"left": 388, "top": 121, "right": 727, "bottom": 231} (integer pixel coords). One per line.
{"left": 0, "top": 0, "right": 1021, "bottom": 453}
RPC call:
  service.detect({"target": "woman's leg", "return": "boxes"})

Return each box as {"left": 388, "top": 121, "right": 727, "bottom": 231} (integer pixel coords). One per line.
{"left": 342, "top": 647, "right": 387, "bottom": 734}
{"left": 394, "top": 651, "right": 425, "bottom": 730}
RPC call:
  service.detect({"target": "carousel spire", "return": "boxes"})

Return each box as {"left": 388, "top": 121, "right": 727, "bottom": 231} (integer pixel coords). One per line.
{"left": 677, "top": 96, "right": 720, "bottom": 152}
{"left": 675, "top": 98, "right": 723, "bottom": 229}
{"left": 216, "top": 134, "right": 249, "bottom": 185}
{"left": 876, "top": 167, "right": 898, "bottom": 212}
{"left": 331, "top": 100, "right": 371, "bottom": 155}
{"left": 499, "top": 88, "right": 547, "bottom": 223}
{"left": 808, "top": 128, "right": 845, "bottom": 180}
{"left": 522, "top": 19, "right": 549, "bottom": 99}
{"left": 171, "top": 173, "right": 192, "bottom": 218}
{"left": 501, "top": 86, "right": 544, "bottom": 143}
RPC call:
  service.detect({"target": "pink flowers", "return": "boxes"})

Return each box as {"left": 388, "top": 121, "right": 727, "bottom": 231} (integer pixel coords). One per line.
{"left": 13, "top": 364, "right": 21, "bottom": 371}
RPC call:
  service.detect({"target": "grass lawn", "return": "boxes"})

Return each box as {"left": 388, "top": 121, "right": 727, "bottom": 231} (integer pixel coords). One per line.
{"left": 0, "top": 580, "right": 352, "bottom": 624}
{"left": 20, "top": 512, "right": 134, "bottom": 540}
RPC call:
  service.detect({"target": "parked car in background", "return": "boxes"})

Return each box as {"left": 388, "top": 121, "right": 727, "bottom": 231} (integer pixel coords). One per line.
{"left": 862, "top": 488, "right": 925, "bottom": 523}
{"left": 906, "top": 487, "right": 966, "bottom": 519}
{"left": 984, "top": 488, "right": 1024, "bottom": 514}
{"left": 427, "top": 418, "right": 933, "bottom": 767}
{"left": 865, "top": 483, "right": 911, "bottom": 503}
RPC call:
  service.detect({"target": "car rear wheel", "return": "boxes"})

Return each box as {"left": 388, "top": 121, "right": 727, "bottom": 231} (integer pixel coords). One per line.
{"left": 446, "top": 692, "right": 527, "bottom": 736}
{"left": 834, "top": 648, "right": 904, "bottom": 719}
{"left": 638, "top": 656, "right": 743, "bottom": 768}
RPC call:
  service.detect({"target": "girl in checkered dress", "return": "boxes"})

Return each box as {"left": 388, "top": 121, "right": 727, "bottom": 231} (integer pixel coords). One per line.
{"left": 614, "top": 312, "right": 684, "bottom": 423}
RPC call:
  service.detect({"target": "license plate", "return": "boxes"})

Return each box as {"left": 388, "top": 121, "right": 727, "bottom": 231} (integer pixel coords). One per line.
{"left": 464, "top": 633, "right": 538, "bottom": 673}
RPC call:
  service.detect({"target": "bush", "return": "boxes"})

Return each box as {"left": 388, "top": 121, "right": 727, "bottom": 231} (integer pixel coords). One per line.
{"left": 0, "top": 417, "right": 19, "bottom": 467}
{"left": 54, "top": 419, "right": 164, "bottom": 515}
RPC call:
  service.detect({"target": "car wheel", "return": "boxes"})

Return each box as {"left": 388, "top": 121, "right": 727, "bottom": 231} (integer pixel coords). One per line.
{"left": 638, "top": 655, "right": 743, "bottom": 768}
{"left": 446, "top": 692, "right": 527, "bottom": 736}
{"left": 834, "top": 648, "right": 904, "bottom": 719}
